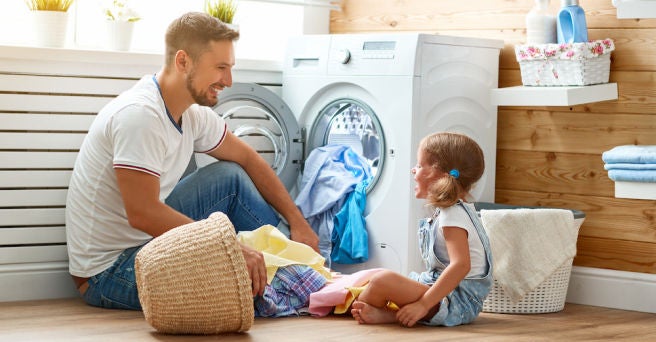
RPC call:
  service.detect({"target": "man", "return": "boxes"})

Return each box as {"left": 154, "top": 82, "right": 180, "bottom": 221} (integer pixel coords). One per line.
{"left": 66, "top": 11, "right": 319, "bottom": 310}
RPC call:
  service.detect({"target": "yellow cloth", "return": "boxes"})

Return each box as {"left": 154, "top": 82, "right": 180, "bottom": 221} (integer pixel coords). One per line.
{"left": 386, "top": 301, "right": 400, "bottom": 311}
{"left": 335, "top": 285, "right": 367, "bottom": 314}
{"left": 335, "top": 284, "right": 399, "bottom": 314}
{"left": 237, "top": 225, "right": 331, "bottom": 284}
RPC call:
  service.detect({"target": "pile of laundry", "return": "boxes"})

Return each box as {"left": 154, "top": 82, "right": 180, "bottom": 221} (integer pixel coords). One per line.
{"left": 294, "top": 144, "right": 373, "bottom": 267}
{"left": 602, "top": 145, "right": 656, "bottom": 183}
{"left": 238, "top": 224, "right": 384, "bottom": 318}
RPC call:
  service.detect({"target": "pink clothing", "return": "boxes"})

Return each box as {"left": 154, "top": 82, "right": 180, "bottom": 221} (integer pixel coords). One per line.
{"left": 308, "top": 268, "right": 384, "bottom": 317}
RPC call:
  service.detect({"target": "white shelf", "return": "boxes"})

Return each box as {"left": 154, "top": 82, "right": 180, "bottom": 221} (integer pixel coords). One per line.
{"left": 615, "top": 181, "right": 656, "bottom": 200}
{"left": 491, "top": 83, "right": 618, "bottom": 106}
{"left": 614, "top": 0, "right": 656, "bottom": 19}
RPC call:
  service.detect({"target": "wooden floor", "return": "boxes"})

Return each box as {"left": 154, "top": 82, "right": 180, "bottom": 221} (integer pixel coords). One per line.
{"left": 1, "top": 298, "right": 655, "bottom": 341}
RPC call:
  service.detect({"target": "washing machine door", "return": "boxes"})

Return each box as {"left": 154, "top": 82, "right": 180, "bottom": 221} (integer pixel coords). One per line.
{"left": 213, "top": 83, "right": 302, "bottom": 192}
{"left": 307, "top": 98, "right": 385, "bottom": 192}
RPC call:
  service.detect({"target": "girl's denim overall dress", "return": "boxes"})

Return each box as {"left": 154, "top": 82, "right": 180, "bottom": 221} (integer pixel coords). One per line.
{"left": 409, "top": 201, "right": 494, "bottom": 326}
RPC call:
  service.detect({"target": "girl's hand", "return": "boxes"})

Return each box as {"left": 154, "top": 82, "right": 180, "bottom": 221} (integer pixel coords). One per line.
{"left": 395, "top": 301, "right": 431, "bottom": 327}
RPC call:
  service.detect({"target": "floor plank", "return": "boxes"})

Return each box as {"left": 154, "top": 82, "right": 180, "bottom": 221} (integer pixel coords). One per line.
{"left": 0, "top": 298, "right": 655, "bottom": 341}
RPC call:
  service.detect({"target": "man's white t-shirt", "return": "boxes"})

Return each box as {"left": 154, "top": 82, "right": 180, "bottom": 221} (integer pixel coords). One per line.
{"left": 434, "top": 202, "right": 487, "bottom": 277}
{"left": 66, "top": 75, "right": 228, "bottom": 278}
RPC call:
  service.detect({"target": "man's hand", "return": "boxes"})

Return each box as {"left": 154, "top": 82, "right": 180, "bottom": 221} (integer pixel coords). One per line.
{"left": 209, "top": 133, "right": 320, "bottom": 253}
{"left": 289, "top": 221, "right": 319, "bottom": 253}
{"left": 239, "top": 242, "right": 267, "bottom": 297}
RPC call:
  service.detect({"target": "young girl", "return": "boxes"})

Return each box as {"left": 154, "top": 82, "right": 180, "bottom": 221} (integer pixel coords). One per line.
{"left": 350, "top": 132, "right": 493, "bottom": 327}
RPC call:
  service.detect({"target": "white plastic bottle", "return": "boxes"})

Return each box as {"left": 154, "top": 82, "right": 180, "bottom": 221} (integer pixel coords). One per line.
{"left": 526, "top": 0, "right": 557, "bottom": 44}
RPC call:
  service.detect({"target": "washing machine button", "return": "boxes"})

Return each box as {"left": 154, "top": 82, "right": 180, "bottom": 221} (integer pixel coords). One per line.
{"left": 336, "top": 48, "right": 351, "bottom": 64}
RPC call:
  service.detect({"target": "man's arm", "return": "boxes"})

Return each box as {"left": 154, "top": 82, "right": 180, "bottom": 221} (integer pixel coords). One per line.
{"left": 115, "top": 167, "right": 268, "bottom": 296}
{"left": 208, "top": 131, "right": 319, "bottom": 252}
{"left": 115, "top": 168, "right": 192, "bottom": 237}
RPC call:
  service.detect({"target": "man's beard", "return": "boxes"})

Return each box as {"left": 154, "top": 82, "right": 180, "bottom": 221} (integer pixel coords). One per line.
{"left": 186, "top": 68, "right": 218, "bottom": 107}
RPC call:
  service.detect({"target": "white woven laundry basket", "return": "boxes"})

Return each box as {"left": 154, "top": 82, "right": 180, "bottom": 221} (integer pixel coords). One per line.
{"left": 515, "top": 39, "right": 614, "bottom": 86}
{"left": 482, "top": 259, "right": 573, "bottom": 314}
{"left": 475, "top": 202, "right": 587, "bottom": 314}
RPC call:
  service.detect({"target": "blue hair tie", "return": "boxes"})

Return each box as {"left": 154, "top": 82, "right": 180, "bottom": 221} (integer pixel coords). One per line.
{"left": 449, "top": 169, "right": 460, "bottom": 179}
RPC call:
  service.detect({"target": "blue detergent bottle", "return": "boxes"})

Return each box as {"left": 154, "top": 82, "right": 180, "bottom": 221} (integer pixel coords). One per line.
{"left": 557, "top": 0, "right": 588, "bottom": 43}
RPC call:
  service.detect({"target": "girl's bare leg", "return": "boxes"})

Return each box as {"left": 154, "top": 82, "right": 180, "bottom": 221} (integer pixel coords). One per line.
{"left": 350, "top": 270, "right": 430, "bottom": 325}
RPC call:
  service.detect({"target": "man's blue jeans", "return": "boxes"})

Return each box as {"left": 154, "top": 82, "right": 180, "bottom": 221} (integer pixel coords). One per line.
{"left": 81, "top": 161, "right": 280, "bottom": 310}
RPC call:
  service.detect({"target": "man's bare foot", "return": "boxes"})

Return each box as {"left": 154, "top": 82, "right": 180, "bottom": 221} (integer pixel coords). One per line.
{"left": 350, "top": 300, "right": 397, "bottom": 324}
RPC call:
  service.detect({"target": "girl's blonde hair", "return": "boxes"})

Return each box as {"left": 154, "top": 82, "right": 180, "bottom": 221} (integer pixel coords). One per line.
{"left": 164, "top": 12, "right": 239, "bottom": 67}
{"left": 421, "top": 132, "right": 485, "bottom": 208}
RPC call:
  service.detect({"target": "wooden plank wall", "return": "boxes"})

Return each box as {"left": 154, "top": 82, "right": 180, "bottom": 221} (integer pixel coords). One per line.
{"left": 330, "top": 0, "right": 656, "bottom": 275}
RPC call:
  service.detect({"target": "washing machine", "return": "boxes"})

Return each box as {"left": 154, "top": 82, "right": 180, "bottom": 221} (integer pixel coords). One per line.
{"left": 211, "top": 33, "right": 503, "bottom": 276}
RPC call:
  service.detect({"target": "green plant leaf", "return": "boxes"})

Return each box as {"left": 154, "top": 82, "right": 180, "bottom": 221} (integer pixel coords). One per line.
{"left": 204, "top": 0, "right": 238, "bottom": 24}
{"left": 24, "top": 0, "right": 75, "bottom": 12}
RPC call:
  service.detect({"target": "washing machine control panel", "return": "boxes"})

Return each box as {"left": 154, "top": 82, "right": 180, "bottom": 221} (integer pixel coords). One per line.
{"left": 334, "top": 46, "right": 394, "bottom": 65}
{"left": 341, "top": 40, "right": 396, "bottom": 61}
{"left": 328, "top": 35, "right": 417, "bottom": 75}
{"left": 361, "top": 40, "right": 396, "bottom": 60}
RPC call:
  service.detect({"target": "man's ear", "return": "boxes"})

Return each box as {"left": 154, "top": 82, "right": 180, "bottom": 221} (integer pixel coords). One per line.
{"left": 174, "top": 50, "right": 189, "bottom": 72}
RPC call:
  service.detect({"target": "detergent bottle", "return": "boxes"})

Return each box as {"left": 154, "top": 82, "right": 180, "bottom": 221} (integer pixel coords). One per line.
{"left": 526, "top": 0, "right": 557, "bottom": 44}
{"left": 556, "top": 0, "right": 588, "bottom": 43}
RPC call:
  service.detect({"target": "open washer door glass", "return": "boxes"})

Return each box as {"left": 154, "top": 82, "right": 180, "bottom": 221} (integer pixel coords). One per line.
{"left": 212, "top": 83, "right": 302, "bottom": 192}
{"left": 307, "top": 98, "right": 385, "bottom": 192}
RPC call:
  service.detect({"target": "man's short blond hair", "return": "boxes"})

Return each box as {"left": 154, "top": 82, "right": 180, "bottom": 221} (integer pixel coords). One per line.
{"left": 164, "top": 11, "right": 239, "bottom": 66}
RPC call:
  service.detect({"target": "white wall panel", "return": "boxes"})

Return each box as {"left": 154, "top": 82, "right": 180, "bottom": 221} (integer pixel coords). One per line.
{"left": 0, "top": 44, "right": 282, "bottom": 302}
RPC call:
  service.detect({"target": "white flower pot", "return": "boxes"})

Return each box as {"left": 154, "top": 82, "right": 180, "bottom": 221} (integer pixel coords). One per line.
{"left": 31, "top": 11, "right": 70, "bottom": 48}
{"left": 106, "top": 21, "right": 135, "bottom": 51}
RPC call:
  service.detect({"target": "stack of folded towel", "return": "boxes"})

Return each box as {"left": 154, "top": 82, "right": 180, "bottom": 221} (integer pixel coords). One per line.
{"left": 602, "top": 145, "right": 656, "bottom": 183}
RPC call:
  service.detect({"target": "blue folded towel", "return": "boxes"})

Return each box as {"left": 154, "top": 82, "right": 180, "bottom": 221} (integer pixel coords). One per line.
{"left": 605, "top": 163, "right": 656, "bottom": 171}
{"left": 607, "top": 170, "right": 656, "bottom": 182}
{"left": 602, "top": 145, "right": 656, "bottom": 164}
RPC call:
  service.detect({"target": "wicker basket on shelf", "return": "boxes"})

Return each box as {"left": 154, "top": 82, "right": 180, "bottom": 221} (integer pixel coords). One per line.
{"left": 515, "top": 39, "right": 614, "bottom": 86}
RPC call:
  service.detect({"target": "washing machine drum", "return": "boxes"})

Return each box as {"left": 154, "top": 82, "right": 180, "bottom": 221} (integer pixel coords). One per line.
{"left": 214, "top": 83, "right": 303, "bottom": 192}
{"left": 307, "top": 98, "right": 385, "bottom": 191}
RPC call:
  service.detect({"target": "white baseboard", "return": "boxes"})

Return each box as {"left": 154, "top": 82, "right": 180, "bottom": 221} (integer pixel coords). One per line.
{"left": 567, "top": 266, "right": 656, "bottom": 313}
{"left": 0, "top": 262, "right": 78, "bottom": 302}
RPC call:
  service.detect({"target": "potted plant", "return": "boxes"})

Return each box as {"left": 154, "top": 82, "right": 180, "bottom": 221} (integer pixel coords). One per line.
{"left": 102, "top": 0, "right": 140, "bottom": 22}
{"left": 204, "top": 0, "right": 238, "bottom": 27}
{"left": 24, "top": 0, "right": 75, "bottom": 47}
{"left": 102, "top": 0, "right": 141, "bottom": 51}
{"left": 24, "top": 0, "right": 74, "bottom": 11}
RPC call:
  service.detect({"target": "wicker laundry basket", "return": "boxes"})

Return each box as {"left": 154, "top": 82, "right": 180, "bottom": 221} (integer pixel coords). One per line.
{"left": 515, "top": 39, "right": 614, "bottom": 86}
{"left": 482, "top": 259, "right": 573, "bottom": 314}
{"left": 135, "top": 212, "right": 254, "bottom": 334}
{"left": 474, "top": 202, "right": 586, "bottom": 314}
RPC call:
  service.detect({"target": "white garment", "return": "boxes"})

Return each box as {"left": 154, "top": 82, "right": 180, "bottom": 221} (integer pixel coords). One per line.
{"left": 434, "top": 202, "right": 487, "bottom": 278}
{"left": 66, "top": 75, "right": 227, "bottom": 278}
{"left": 480, "top": 208, "right": 577, "bottom": 303}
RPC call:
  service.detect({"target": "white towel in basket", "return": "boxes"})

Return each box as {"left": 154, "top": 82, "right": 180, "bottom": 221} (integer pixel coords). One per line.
{"left": 480, "top": 208, "right": 577, "bottom": 303}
